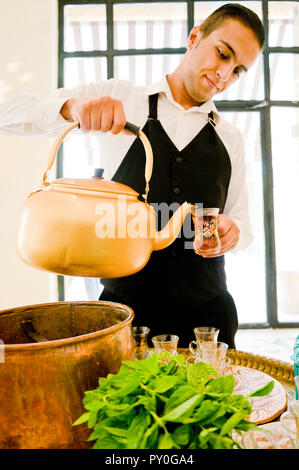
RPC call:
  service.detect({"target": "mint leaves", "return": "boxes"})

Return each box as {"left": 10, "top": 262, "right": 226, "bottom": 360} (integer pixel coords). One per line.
{"left": 73, "top": 352, "right": 274, "bottom": 449}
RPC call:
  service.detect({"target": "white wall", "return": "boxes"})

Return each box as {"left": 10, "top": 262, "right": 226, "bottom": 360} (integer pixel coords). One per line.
{"left": 0, "top": 0, "right": 58, "bottom": 310}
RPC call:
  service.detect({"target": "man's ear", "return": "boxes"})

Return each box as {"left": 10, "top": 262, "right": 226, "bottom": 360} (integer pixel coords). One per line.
{"left": 187, "top": 25, "right": 202, "bottom": 50}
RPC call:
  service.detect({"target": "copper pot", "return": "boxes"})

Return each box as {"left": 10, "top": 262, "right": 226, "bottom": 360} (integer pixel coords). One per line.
{"left": 0, "top": 301, "right": 134, "bottom": 449}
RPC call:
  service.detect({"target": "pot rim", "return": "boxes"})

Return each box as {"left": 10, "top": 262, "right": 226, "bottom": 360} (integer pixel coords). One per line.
{"left": 0, "top": 300, "right": 134, "bottom": 351}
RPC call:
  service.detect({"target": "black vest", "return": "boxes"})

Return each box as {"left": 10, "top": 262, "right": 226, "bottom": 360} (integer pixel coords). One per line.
{"left": 102, "top": 93, "right": 232, "bottom": 307}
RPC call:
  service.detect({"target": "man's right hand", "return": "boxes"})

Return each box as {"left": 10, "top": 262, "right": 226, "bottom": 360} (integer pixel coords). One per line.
{"left": 60, "top": 97, "right": 127, "bottom": 134}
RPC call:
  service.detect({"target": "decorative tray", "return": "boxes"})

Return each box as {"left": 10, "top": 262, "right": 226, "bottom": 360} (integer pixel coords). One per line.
{"left": 229, "top": 365, "right": 287, "bottom": 424}
{"left": 178, "top": 348, "right": 296, "bottom": 403}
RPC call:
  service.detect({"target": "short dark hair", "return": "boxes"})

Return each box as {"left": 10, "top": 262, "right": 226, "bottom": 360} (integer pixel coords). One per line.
{"left": 199, "top": 3, "right": 265, "bottom": 48}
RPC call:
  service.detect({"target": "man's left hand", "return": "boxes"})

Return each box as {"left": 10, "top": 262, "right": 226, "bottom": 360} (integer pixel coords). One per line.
{"left": 202, "top": 214, "right": 240, "bottom": 258}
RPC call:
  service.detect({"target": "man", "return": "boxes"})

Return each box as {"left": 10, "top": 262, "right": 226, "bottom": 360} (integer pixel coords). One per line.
{"left": 0, "top": 4, "right": 264, "bottom": 348}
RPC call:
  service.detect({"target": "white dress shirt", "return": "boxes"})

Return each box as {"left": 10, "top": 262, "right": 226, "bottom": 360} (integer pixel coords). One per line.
{"left": 0, "top": 76, "right": 253, "bottom": 251}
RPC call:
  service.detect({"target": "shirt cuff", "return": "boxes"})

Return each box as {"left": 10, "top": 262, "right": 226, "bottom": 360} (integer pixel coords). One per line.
{"left": 35, "top": 97, "right": 70, "bottom": 129}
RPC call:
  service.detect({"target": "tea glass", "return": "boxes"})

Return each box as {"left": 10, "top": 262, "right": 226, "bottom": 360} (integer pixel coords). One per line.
{"left": 198, "top": 341, "right": 228, "bottom": 370}
{"left": 217, "top": 357, "right": 231, "bottom": 377}
{"left": 242, "top": 427, "right": 295, "bottom": 449}
{"left": 189, "top": 326, "right": 220, "bottom": 358}
{"left": 186, "top": 354, "right": 231, "bottom": 377}
{"left": 279, "top": 400, "right": 299, "bottom": 448}
{"left": 152, "top": 334, "right": 179, "bottom": 356}
{"left": 133, "top": 326, "right": 150, "bottom": 360}
{"left": 192, "top": 207, "right": 221, "bottom": 255}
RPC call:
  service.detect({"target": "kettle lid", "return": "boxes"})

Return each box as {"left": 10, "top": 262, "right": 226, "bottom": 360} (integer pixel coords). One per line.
{"left": 49, "top": 168, "right": 138, "bottom": 197}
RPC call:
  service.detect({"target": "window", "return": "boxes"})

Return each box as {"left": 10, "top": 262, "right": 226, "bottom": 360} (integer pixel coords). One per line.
{"left": 58, "top": 0, "right": 299, "bottom": 329}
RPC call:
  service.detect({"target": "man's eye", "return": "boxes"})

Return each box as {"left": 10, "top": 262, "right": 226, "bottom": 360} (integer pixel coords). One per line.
{"left": 217, "top": 49, "right": 229, "bottom": 60}
{"left": 233, "top": 67, "right": 241, "bottom": 77}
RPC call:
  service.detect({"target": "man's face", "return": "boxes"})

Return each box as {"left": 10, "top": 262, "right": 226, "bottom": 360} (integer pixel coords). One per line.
{"left": 182, "top": 19, "right": 261, "bottom": 106}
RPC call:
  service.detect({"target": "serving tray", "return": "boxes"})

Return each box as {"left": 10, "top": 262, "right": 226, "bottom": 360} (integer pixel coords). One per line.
{"left": 179, "top": 348, "right": 293, "bottom": 425}
{"left": 229, "top": 365, "right": 287, "bottom": 424}
{"left": 233, "top": 421, "right": 295, "bottom": 449}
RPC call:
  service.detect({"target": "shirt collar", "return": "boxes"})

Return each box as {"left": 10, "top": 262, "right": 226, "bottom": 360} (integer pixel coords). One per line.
{"left": 144, "top": 76, "right": 220, "bottom": 122}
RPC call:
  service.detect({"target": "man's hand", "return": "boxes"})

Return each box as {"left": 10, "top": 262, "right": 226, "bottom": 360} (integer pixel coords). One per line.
{"left": 202, "top": 214, "right": 240, "bottom": 257}
{"left": 60, "top": 97, "right": 128, "bottom": 134}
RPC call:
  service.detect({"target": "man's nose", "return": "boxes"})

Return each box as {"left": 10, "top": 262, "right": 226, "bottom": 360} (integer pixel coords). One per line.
{"left": 216, "top": 63, "right": 235, "bottom": 82}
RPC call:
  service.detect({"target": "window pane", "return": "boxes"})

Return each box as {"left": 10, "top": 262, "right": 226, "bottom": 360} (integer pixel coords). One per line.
{"left": 114, "top": 54, "right": 183, "bottom": 86}
{"left": 271, "top": 107, "right": 299, "bottom": 323}
{"left": 269, "top": 1, "right": 299, "bottom": 47}
{"left": 63, "top": 56, "right": 107, "bottom": 176}
{"left": 64, "top": 277, "right": 101, "bottom": 301}
{"left": 64, "top": 4, "right": 107, "bottom": 52}
{"left": 270, "top": 54, "right": 299, "bottom": 101}
{"left": 62, "top": 133, "right": 102, "bottom": 178}
{"left": 113, "top": 3, "right": 187, "bottom": 50}
{"left": 222, "top": 112, "right": 267, "bottom": 325}
{"left": 63, "top": 57, "right": 107, "bottom": 88}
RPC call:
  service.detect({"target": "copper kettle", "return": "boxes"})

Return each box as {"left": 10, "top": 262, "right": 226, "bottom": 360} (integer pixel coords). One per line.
{"left": 16, "top": 122, "right": 192, "bottom": 278}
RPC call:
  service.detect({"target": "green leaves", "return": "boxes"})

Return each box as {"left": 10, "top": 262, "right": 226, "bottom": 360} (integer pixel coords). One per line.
{"left": 151, "top": 375, "right": 178, "bottom": 393}
{"left": 187, "top": 361, "right": 218, "bottom": 388}
{"left": 127, "top": 411, "right": 151, "bottom": 449}
{"left": 73, "top": 354, "right": 274, "bottom": 449}
{"left": 247, "top": 380, "right": 275, "bottom": 397}
{"left": 157, "top": 433, "right": 176, "bottom": 449}
{"left": 162, "top": 394, "right": 203, "bottom": 422}
{"left": 220, "top": 410, "right": 249, "bottom": 436}
{"left": 205, "top": 374, "right": 235, "bottom": 397}
{"left": 164, "top": 385, "right": 197, "bottom": 415}
{"left": 172, "top": 424, "right": 191, "bottom": 446}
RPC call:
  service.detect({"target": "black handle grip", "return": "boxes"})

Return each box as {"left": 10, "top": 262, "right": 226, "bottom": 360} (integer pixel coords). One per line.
{"left": 124, "top": 121, "right": 140, "bottom": 136}
{"left": 77, "top": 121, "right": 140, "bottom": 136}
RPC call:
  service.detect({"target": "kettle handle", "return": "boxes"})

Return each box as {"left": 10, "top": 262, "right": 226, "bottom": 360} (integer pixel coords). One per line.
{"left": 42, "top": 121, "right": 153, "bottom": 202}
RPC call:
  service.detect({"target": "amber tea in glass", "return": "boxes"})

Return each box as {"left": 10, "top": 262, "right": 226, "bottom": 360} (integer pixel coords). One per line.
{"left": 192, "top": 207, "right": 220, "bottom": 255}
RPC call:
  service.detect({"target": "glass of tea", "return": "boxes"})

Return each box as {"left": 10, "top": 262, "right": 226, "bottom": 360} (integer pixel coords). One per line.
{"left": 151, "top": 334, "right": 179, "bottom": 355}
{"left": 192, "top": 207, "right": 221, "bottom": 255}
{"left": 198, "top": 341, "right": 228, "bottom": 370}
{"left": 133, "top": 326, "right": 150, "bottom": 360}
{"left": 189, "top": 326, "right": 220, "bottom": 357}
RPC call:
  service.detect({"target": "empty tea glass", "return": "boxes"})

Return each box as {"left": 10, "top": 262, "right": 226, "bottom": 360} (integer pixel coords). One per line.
{"left": 242, "top": 427, "right": 295, "bottom": 449}
{"left": 186, "top": 355, "right": 231, "bottom": 379}
{"left": 280, "top": 400, "right": 299, "bottom": 448}
{"left": 192, "top": 207, "right": 221, "bottom": 255}
{"left": 133, "top": 326, "right": 150, "bottom": 360}
{"left": 189, "top": 326, "right": 220, "bottom": 358}
{"left": 152, "top": 334, "right": 179, "bottom": 356}
{"left": 198, "top": 341, "right": 228, "bottom": 370}
{"left": 218, "top": 357, "right": 231, "bottom": 377}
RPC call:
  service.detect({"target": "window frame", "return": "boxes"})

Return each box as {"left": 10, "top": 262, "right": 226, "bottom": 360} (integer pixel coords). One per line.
{"left": 58, "top": 0, "right": 299, "bottom": 329}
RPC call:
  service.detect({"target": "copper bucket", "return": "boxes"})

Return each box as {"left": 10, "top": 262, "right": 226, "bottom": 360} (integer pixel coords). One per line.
{"left": 0, "top": 301, "right": 135, "bottom": 449}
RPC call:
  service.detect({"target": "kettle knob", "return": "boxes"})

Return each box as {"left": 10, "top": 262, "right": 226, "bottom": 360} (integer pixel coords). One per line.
{"left": 93, "top": 168, "right": 104, "bottom": 178}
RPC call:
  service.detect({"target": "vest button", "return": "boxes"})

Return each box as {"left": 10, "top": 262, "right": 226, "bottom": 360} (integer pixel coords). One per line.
{"left": 175, "top": 156, "right": 183, "bottom": 164}
{"left": 173, "top": 187, "right": 181, "bottom": 195}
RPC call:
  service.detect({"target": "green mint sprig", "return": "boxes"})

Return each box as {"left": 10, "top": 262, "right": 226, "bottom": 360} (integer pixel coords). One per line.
{"left": 73, "top": 352, "right": 274, "bottom": 449}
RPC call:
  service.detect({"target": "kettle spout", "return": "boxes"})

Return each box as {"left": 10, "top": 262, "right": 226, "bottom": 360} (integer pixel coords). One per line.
{"left": 153, "top": 202, "right": 193, "bottom": 251}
